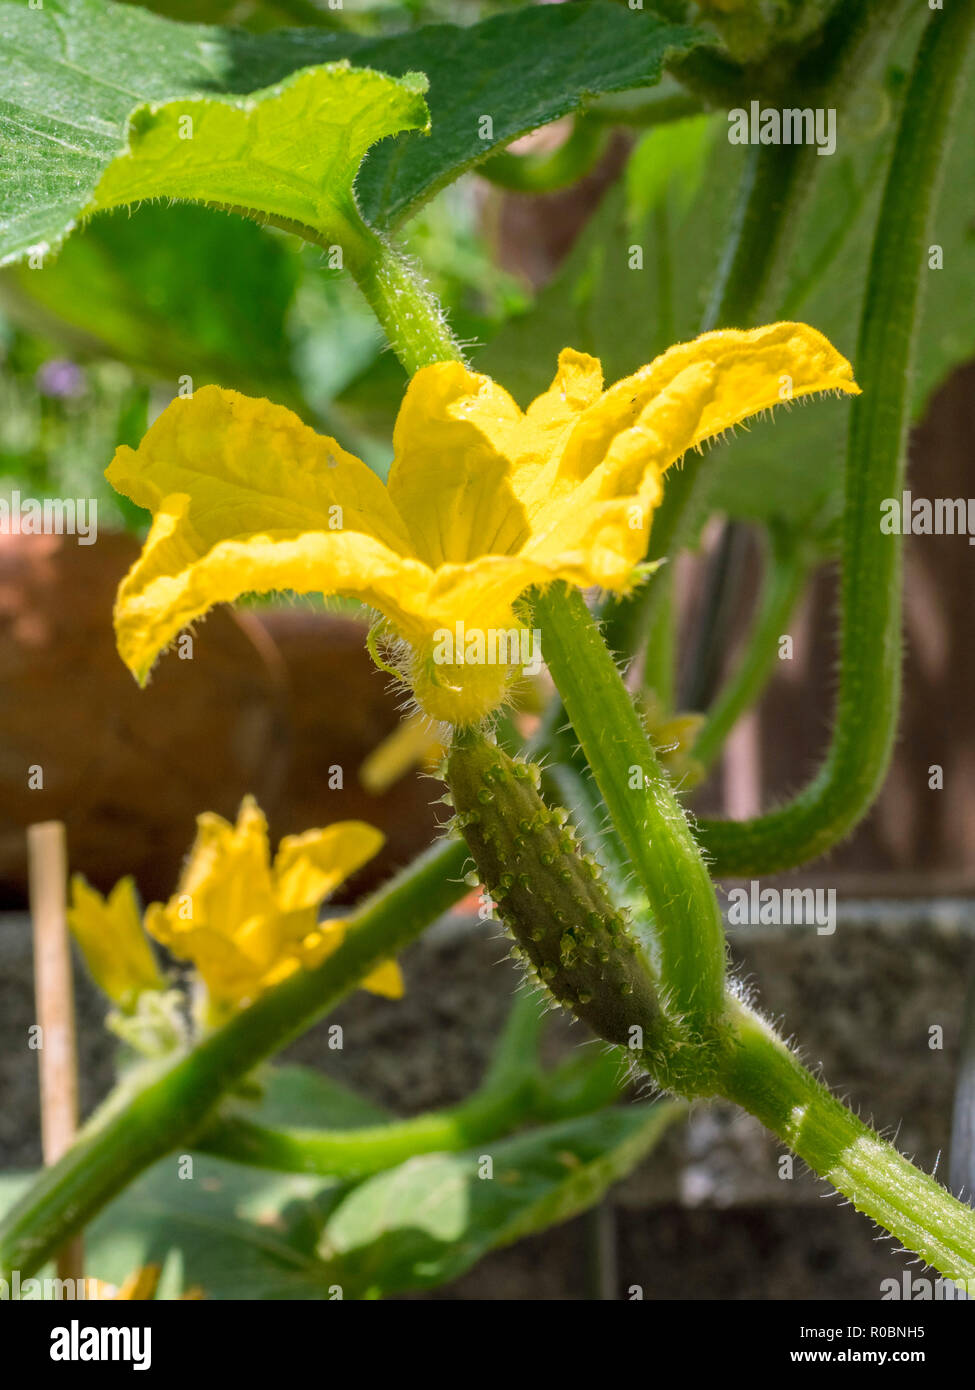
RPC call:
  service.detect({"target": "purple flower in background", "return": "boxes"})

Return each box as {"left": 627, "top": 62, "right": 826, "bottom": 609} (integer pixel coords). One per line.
{"left": 36, "top": 358, "right": 86, "bottom": 399}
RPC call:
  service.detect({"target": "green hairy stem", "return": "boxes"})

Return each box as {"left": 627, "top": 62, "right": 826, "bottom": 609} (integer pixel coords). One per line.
{"left": 720, "top": 1001, "right": 975, "bottom": 1283}
{"left": 348, "top": 228, "right": 466, "bottom": 374}
{"left": 198, "top": 1036, "right": 626, "bottom": 1179}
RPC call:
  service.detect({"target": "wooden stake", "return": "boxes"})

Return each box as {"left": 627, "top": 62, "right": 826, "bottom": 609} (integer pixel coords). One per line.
{"left": 28, "top": 820, "right": 84, "bottom": 1288}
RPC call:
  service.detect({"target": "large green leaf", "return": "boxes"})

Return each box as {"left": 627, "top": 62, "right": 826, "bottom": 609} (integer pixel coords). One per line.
{"left": 0, "top": 47, "right": 429, "bottom": 266}
{"left": 336, "top": 3, "right": 707, "bottom": 229}
{"left": 0, "top": 0, "right": 706, "bottom": 263}
{"left": 2, "top": 1161, "right": 344, "bottom": 1301}
{"left": 318, "top": 1101, "right": 680, "bottom": 1298}
{"left": 86, "top": 1156, "right": 346, "bottom": 1300}
{"left": 0, "top": 1066, "right": 386, "bottom": 1300}
{"left": 90, "top": 64, "right": 426, "bottom": 241}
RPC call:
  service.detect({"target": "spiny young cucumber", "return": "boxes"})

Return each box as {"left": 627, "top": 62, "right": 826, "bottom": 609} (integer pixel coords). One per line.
{"left": 446, "top": 730, "right": 676, "bottom": 1072}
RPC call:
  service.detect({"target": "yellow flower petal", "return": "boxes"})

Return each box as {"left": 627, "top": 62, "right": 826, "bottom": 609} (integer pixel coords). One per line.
{"left": 297, "top": 919, "right": 346, "bottom": 970}
{"left": 362, "top": 959, "right": 405, "bottom": 999}
{"left": 273, "top": 822, "right": 384, "bottom": 914}
{"left": 387, "top": 361, "right": 530, "bottom": 566}
{"left": 106, "top": 324, "right": 858, "bottom": 722}
{"left": 67, "top": 875, "right": 162, "bottom": 1008}
{"left": 299, "top": 923, "right": 403, "bottom": 999}
{"left": 106, "top": 386, "right": 427, "bottom": 684}
{"left": 555, "top": 321, "right": 859, "bottom": 484}
{"left": 525, "top": 348, "right": 605, "bottom": 433}
{"left": 144, "top": 909, "right": 263, "bottom": 1006}
{"left": 174, "top": 796, "right": 276, "bottom": 943}
{"left": 387, "top": 350, "right": 605, "bottom": 564}
{"left": 100, "top": 1265, "right": 161, "bottom": 1301}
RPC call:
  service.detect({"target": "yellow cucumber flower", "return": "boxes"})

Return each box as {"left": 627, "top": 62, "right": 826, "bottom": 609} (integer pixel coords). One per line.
{"left": 67, "top": 875, "right": 164, "bottom": 1010}
{"left": 144, "top": 796, "right": 402, "bottom": 1016}
{"left": 106, "top": 323, "right": 858, "bottom": 724}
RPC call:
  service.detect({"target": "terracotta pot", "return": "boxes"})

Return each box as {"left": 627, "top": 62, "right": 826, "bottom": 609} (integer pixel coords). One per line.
{"left": 0, "top": 532, "right": 437, "bottom": 906}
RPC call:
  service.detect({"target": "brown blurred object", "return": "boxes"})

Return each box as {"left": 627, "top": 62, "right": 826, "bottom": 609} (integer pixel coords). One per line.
{"left": 0, "top": 533, "right": 438, "bottom": 907}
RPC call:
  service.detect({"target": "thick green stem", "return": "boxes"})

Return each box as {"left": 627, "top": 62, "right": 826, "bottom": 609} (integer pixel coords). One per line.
{"left": 698, "top": 0, "right": 975, "bottom": 875}
{"left": 692, "top": 529, "right": 810, "bottom": 772}
{"left": 720, "top": 999, "right": 975, "bottom": 1282}
{"left": 199, "top": 989, "right": 545, "bottom": 1178}
{"left": 533, "top": 583, "right": 726, "bottom": 1042}
{"left": 344, "top": 224, "right": 465, "bottom": 374}
{"left": 0, "top": 839, "right": 468, "bottom": 1281}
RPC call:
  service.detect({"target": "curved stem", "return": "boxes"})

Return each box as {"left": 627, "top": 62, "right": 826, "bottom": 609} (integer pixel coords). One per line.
{"left": 698, "top": 0, "right": 975, "bottom": 876}
{"left": 692, "top": 528, "right": 810, "bottom": 772}
{"left": 478, "top": 116, "right": 609, "bottom": 195}
{"left": 197, "top": 1090, "right": 533, "bottom": 1178}
{"left": 0, "top": 839, "right": 469, "bottom": 1281}
{"left": 664, "top": 43, "right": 751, "bottom": 112}
{"left": 720, "top": 998, "right": 975, "bottom": 1282}
{"left": 533, "top": 583, "right": 727, "bottom": 1043}
{"left": 198, "top": 1000, "right": 625, "bottom": 1180}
